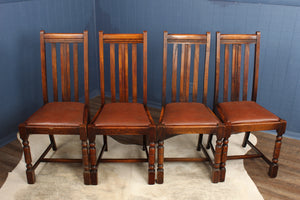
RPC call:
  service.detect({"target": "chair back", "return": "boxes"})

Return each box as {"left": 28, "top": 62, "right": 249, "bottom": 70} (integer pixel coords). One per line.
{"left": 162, "top": 31, "right": 211, "bottom": 106}
{"left": 99, "top": 31, "right": 148, "bottom": 105}
{"left": 214, "top": 32, "right": 261, "bottom": 106}
{"left": 40, "top": 30, "right": 89, "bottom": 105}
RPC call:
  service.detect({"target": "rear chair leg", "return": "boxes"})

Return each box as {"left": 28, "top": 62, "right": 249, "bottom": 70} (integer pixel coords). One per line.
{"left": 103, "top": 135, "right": 108, "bottom": 151}
{"left": 242, "top": 132, "right": 250, "bottom": 147}
{"left": 49, "top": 135, "right": 57, "bottom": 151}
{"left": 206, "top": 134, "right": 213, "bottom": 149}
{"left": 196, "top": 134, "right": 203, "bottom": 151}
{"left": 143, "top": 135, "right": 147, "bottom": 151}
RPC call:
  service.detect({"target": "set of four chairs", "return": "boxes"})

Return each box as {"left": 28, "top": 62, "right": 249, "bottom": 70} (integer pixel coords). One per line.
{"left": 18, "top": 30, "right": 286, "bottom": 185}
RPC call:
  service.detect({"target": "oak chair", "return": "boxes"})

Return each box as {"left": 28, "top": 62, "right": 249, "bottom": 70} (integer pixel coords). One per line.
{"left": 88, "top": 31, "right": 156, "bottom": 185}
{"left": 157, "top": 31, "right": 224, "bottom": 184}
{"left": 18, "top": 31, "right": 90, "bottom": 184}
{"left": 210, "top": 32, "right": 286, "bottom": 182}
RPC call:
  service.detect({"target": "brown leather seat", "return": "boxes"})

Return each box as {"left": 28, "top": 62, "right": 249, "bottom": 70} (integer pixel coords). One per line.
{"left": 217, "top": 101, "right": 280, "bottom": 124}
{"left": 26, "top": 102, "right": 85, "bottom": 126}
{"left": 94, "top": 103, "right": 150, "bottom": 127}
{"left": 162, "top": 102, "right": 220, "bottom": 126}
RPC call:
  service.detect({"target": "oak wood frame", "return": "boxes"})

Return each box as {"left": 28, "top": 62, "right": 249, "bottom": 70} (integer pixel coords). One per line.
{"left": 157, "top": 31, "right": 225, "bottom": 184}
{"left": 18, "top": 31, "right": 90, "bottom": 184}
{"left": 212, "top": 32, "right": 287, "bottom": 182}
{"left": 88, "top": 31, "right": 156, "bottom": 185}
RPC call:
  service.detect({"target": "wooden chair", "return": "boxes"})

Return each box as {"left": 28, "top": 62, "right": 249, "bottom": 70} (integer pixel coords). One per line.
{"left": 157, "top": 31, "right": 224, "bottom": 184}
{"left": 88, "top": 31, "right": 156, "bottom": 185}
{"left": 210, "top": 32, "right": 287, "bottom": 182}
{"left": 18, "top": 31, "right": 90, "bottom": 184}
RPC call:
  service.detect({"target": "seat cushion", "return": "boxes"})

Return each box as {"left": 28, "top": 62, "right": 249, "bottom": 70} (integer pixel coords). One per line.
{"left": 217, "top": 101, "right": 280, "bottom": 124}
{"left": 162, "top": 102, "right": 220, "bottom": 126}
{"left": 26, "top": 102, "right": 85, "bottom": 126}
{"left": 94, "top": 103, "right": 150, "bottom": 127}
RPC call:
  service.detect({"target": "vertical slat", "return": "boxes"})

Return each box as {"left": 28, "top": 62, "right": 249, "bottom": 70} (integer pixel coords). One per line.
{"left": 243, "top": 44, "right": 250, "bottom": 101}
{"left": 203, "top": 32, "right": 211, "bottom": 105}
{"left": 179, "top": 44, "right": 186, "bottom": 102}
{"left": 192, "top": 45, "right": 200, "bottom": 102}
{"left": 99, "top": 31, "right": 105, "bottom": 105}
{"left": 236, "top": 44, "right": 242, "bottom": 101}
{"left": 252, "top": 32, "right": 261, "bottom": 101}
{"left": 119, "top": 44, "right": 124, "bottom": 102}
{"left": 110, "top": 44, "right": 116, "bottom": 102}
{"left": 162, "top": 31, "right": 168, "bottom": 105}
{"left": 214, "top": 32, "right": 221, "bottom": 106}
{"left": 83, "top": 30, "right": 89, "bottom": 106}
{"left": 143, "top": 31, "right": 147, "bottom": 105}
{"left": 73, "top": 43, "right": 79, "bottom": 102}
{"left": 223, "top": 44, "right": 230, "bottom": 102}
{"left": 60, "top": 43, "right": 67, "bottom": 101}
{"left": 231, "top": 44, "right": 237, "bottom": 101}
{"left": 124, "top": 44, "right": 129, "bottom": 102}
{"left": 51, "top": 43, "right": 58, "bottom": 101}
{"left": 132, "top": 44, "right": 137, "bottom": 103}
{"left": 40, "top": 31, "right": 48, "bottom": 104}
{"left": 184, "top": 44, "right": 191, "bottom": 102}
{"left": 171, "top": 44, "right": 178, "bottom": 102}
{"left": 66, "top": 44, "right": 71, "bottom": 101}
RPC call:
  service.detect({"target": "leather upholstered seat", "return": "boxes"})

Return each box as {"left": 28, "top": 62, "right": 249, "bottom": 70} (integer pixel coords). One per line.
{"left": 162, "top": 102, "right": 220, "bottom": 126}
{"left": 26, "top": 102, "right": 85, "bottom": 127}
{"left": 216, "top": 101, "right": 279, "bottom": 124}
{"left": 94, "top": 103, "right": 150, "bottom": 127}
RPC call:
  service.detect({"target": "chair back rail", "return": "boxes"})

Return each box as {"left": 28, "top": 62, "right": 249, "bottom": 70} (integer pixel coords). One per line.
{"left": 40, "top": 31, "right": 89, "bottom": 105}
{"left": 162, "top": 31, "right": 211, "bottom": 106}
{"left": 214, "top": 32, "right": 260, "bottom": 106}
{"left": 99, "top": 31, "right": 147, "bottom": 105}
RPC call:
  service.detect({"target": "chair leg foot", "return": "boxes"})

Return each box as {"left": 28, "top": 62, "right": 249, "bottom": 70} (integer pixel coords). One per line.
{"left": 211, "top": 168, "right": 220, "bottom": 183}
{"left": 90, "top": 170, "right": 98, "bottom": 185}
{"left": 156, "top": 170, "right": 164, "bottom": 184}
{"left": 83, "top": 171, "right": 91, "bottom": 185}
{"left": 268, "top": 164, "right": 278, "bottom": 178}
{"left": 219, "top": 167, "right": 226, "bottom": 182}
{"left": 148, "top": 170, "right": 155, "bottom": 185}
{"left": 26, "top": 169, "right": 36, "bottom": 184}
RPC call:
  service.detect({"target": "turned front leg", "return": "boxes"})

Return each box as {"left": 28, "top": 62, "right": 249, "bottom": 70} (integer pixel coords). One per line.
{"left": 89, "top": 133, "right": 97, "bottom": 185}
{"left": 220, "top": 135, "right": 229, "bottom": 182}
{"left": 19, "top": 128, "right": 35, "bottom": 184}
{"left": 82, "top": 139, "right": 90, "bottom": 185}
{"left": 148, "top": 140, "right": 155, "bottom": 185}
{"left": 157, "top": 140, "right": 164, "bottom": 184}
{"left": 212, "top": 134, "right": 222, "bottom": 183}
{"left": 269, "top": 131, "right": 283, "bottom": 177}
